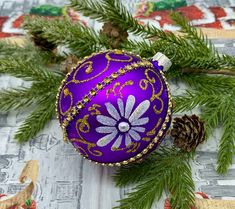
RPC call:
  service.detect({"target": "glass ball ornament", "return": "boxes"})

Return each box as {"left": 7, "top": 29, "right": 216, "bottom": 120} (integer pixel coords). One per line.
{"left": 56, "top": 50, "right": 173, "bottom": 166}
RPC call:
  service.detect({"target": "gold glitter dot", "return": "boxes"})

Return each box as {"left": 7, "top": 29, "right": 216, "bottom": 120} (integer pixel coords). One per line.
{"left": 77, "top": 103, "right": 83, "bottom": 109}
{"left": 132, "top": 63, "right": 138, "bottom": 68}
{"left": 111, "top": 72, "right": 118, "bottom": 79}
{"left": 154, "top": 137, "right": 159, "bottom": 143}
{"left": 126, "top": 65, "right": 132, "bottom": 70}
{"left": 90, "top": 89, "right": 96, "bottom": 96}
{"left": 83, "top": 96, "right": 90, "bottom": 103}
{"left": 63, "top": 88, "right": 69, "bottom": 96}
{"left": 104, "top": 77, "right": 111, "bottom": 84}
{"left": 114, "top": 49, "right": 123, "bottom": 54}
{"left": 143, "top": 149, "right": 148, "bottom": 154}
{"left": 149, "top": 143, "right": 154, "bottom": 149}
{"left": 139, "top": 62, "right": 145, "bottom": 66}
{"left": 137, "top": 153, "right": 142, "bottom": 158}
{"left": 63, "top": 120, "right": 69, "bottom": 126}
{"left": 96, "top": 83, "right": 103, "bottom": 90}
{"left": 118, "top": 68, "right": 125, "bottom": 75}
{"left": 67, "top": 115, "right": 72, "bottom": 121}
{"left": 162, "top": 123, "right": 167, "bottom": 130}
{"left": 71, "top": 108, "right": 77, "bottom": 115}
{"left": 165, "top": 116, "right": 169, "bottom": 122}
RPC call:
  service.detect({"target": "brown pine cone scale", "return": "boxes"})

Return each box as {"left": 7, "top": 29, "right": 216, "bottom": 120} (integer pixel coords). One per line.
{"left": 101, "top": 22, "right": 128, "bottom": 48}
{"left": 171, "top": 114, "right": 206, "bottom": 152}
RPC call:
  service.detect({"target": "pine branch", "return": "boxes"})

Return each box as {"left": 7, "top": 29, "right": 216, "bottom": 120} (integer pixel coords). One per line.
{"left": 23, "top": 16, "right": 109, "bottom": 57}
{"left": 174, "top": 74, "right": 235, "bottom": 172}
{"left": 0, "top": 88, "right": 40, "bottom": 112}
{"left": 114, "top": 147, "right": 195, "bottom": 209}
{"left": 114, "top": 153, "right": 163, "bottom": 187}
{"left": 0, "top": 41, "right": 55, "bottom": 64}
{"left": 217, "top": 102, "right": 235, "bottom": 174}
{"left": 170, "top": 12, "right": 216, "bottom": 56}
{"left": 70, "top": 0, "right": 150, "bottom": 36}
{"left": 14, "top": 95, "right": 56, "bottom": 143}
{"left": 0, "top": 57, "right": 62, "bottom": 81}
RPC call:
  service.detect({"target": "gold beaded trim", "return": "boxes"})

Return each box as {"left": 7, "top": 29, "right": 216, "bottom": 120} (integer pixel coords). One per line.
{"left": 62, "top": 60, "right": 151, "bottom": 128}
{"left": 75, "top": 70, "right": 173, "bottom": 167}
{"left": 55, "top": 50, "right": 140, "bottom": 128}
{"left": 55, "top": 50, "right": 173, "bottom": 166}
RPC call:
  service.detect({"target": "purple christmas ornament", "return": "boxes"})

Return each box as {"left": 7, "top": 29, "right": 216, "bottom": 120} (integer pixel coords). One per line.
{"left": 56, "top": 50, "right": 173, "bottom": 166}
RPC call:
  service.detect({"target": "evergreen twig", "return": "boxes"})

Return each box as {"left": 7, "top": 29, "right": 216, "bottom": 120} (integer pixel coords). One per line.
{"left": 23, "top": 16, "right": 109, "bottom": 57}
{"left": 114, "top": 147, "right": 195, "bottom": 209}
{"left": 0, "top": 57, "right": 61, "bottom": 81}
{"left": 14, "top": 95, "right": 56, "bottom": 143}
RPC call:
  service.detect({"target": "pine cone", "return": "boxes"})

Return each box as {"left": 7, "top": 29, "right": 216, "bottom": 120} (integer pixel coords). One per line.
{"left": 101, "top": 22, "right": 128, "bottom": 48}
{"left": 31, "top": 31, "right": 56, "bottom": 51}
{"left": 60, "top": 55, "right": 79, "bottom": 74}
{"left": 171, "top": 114, "right": 206, "bottom": 152}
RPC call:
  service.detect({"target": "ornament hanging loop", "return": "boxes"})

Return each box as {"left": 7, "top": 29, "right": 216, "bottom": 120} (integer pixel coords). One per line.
{"left": 152, "top": 52, "right": 172, "bottom": 71}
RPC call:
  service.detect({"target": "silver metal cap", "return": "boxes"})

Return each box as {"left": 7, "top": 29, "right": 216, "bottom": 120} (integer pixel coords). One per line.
{"left": 152, "top": 52, "right": 172, "bottom": 71}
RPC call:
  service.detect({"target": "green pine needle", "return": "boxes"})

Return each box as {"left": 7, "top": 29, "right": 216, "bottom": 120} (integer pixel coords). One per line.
{"left": 14, "top": 95, "right": 56, "bottom": 143}
{"left": 0, "top": 57, "right": 61, "bottom": 81}
{"left": 174, "top": 74, "right": 235, "bottom": 173}
{"left": 23, "top": 16, "right": 109, "bottom": 57}
{"left": 217, "top": 102, "right": 235, "bottom": 174}
{"left": 113, "top": 147, "right": 195, "bottom": 209}
{"left": 0, "top": 88, "right": 40, "bottom": 112}
{"left": 70, "top": 0, "right": 148, "bottom": 36}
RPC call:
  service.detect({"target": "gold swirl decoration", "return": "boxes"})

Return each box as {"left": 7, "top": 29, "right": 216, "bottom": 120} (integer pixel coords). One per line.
{"left": 105, "top": 50, "right": 133, "bottom": 62}
{"left": 111, "top": 141, "right": 140, "bottom": 153}
{"left": 106, "top": 80, "right": 134, "bottom": 98}
{"left": 59, "top": 87, "right": 73, "bottom": 116}
{"left": 72, "top": 114, "right": 102, "bottom": 157}
{"left": 139, "top": 68, "right": 164, "bottom": 115}
{"left": 71, "top": 50, "right": 133, "bottom": 84}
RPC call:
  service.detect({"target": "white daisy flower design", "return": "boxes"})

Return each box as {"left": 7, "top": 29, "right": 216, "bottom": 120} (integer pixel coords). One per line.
{"left": 96, "top": 95, "right": 150, "bottom": 150}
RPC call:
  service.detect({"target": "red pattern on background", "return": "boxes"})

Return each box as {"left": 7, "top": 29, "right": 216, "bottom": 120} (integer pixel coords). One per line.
{"left": 209, "top": 7, "right": 227, "bottom": 19}
{"left": 0, "top": 4, "right": 234, "bottom": 38}
{"left": 136, "top": 5, "right": 205, "bottom": 27}
{"left": 177, "top": 5, "right": 204, "bottom": 21}
{"left": 13, "top": 15, "right": 26, "bottom": 28}
{"left": 164, "top": 192, "right": 209, "bottom": 209}
{"left": 0, "top": 194, "right": 36, "bottom": 209}
{"left": 198, "top": 21, "right": 223, "bottom": 28}
{"left": 22, "top": 200, "right": 36, "bottom": 209}
{"left": 0, "top": 16, "right": 8, "bottom": 29}
{"left": 0, "top": 32, "right": 19, "bottom": 38}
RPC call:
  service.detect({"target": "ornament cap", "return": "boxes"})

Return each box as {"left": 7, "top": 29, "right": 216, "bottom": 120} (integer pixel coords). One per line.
{"left": 152, "top": 52, "right": 172, "bottom": 71}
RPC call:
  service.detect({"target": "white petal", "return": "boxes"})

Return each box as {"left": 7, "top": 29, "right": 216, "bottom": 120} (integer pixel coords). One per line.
{"left": 105, "top": 102, "right": 121, "bottom": 120}
{"left": 129, "top": 100, "right": 150, "bottom": 123}
{"left": 131, "top": 127, "right": 145, "bottom": 133}
{"left": 129, "top": 129, "right": 141, "bottom": 141}
{"left": 125, "top": 133, "right": 132, "bottom": 147}
{"left": 118, "top": 98, "right": 124, "bottom": 117}
{"left": 96, "top": 115, "right": 117, "bottom": 126}
{"left": 97, "top": 130, "right": 117, "bottom": 147}
{"left": 112, "top": 134, "right": 123, "bottom": 149}
{"left": 131, "top": 117, "right": 149, "bottom": 126}
{"left": 96, "top": 126, "right": 116, "bottom": 134}
{"left": 125, "top": 95, "right": 135, "bottom": 119}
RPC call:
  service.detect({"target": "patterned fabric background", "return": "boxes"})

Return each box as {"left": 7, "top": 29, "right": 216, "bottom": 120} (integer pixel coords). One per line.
{"left": 0, "top": 0, "right": 235, "bottom": 209}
